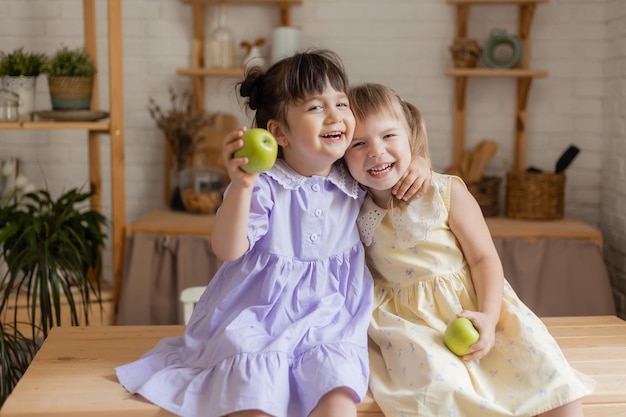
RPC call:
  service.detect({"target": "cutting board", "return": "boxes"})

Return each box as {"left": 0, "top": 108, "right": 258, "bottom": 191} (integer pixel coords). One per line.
{"left": 164, "top": 113, "right": 239, "bottom": 206}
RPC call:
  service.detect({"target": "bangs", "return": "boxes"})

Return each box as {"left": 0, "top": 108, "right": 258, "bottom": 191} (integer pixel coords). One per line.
{"left": 282, "top": 52, "right": 349, "bottom": 101}
{"left": 351, "top": 88, "right": 404, "bottom": 123}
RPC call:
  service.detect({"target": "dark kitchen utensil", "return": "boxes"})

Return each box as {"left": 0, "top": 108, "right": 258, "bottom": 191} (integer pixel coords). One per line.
{"left": 555, "top": 145, "right": 580, "bottom": 173}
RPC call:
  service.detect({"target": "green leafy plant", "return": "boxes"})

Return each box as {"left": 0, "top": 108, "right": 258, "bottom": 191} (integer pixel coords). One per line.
{"left": 0, "top": 323, "right": 38, "bottom": 405}
{"left": 0, "top": 186, "right": 107, "bottom": 405}
{"left": 0, "top": 47, "right": 47, "bottom": 77}
{"left": 43, "top": 45, "right": 96, "bottom": 77}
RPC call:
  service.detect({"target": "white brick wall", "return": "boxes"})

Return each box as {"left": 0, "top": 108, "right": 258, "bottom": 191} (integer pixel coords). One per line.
{"left": 603, "top": 0, "right": 626, "bottom": 319}
{"left": 0, "top": 0, "right": 624, "bottom": 316}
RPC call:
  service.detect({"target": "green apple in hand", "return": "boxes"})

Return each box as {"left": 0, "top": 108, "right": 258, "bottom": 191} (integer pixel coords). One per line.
{"left": 444, "top": 317, "right": 480, "bottom": 356}
{"left": 233, "top": 128, "right": 278, "bottom": 174}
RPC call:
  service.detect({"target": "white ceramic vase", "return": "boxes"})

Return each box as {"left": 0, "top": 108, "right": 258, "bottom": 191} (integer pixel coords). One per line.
{"left": 205, "top": 5, "right": 235, "bottom": 69}
{"left": 270, "top": 26, "right": 301, "bottom": 64}
{"left": 1, "top": 76, "right": 37, "bottom": 122}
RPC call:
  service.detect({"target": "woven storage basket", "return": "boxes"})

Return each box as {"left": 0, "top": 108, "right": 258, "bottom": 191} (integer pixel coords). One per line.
{"left": 506, "top": 171, "right": 565, "bottom": 220}
{"left": 47, "top": 76, "right": 93, "bottom": 110}
{"left": 467, "top": 176, "right": 501, "bottom": 217}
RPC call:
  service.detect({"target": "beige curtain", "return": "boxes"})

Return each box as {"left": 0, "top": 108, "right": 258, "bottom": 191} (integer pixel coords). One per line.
{"left": 494, "top": 238, "right": 615, "bottom": 317}
{"left": 116, "top": 233, "right": 222, "bottom": 325}
{"left": 117, "top": 234, "right": 615, "bottom": 325}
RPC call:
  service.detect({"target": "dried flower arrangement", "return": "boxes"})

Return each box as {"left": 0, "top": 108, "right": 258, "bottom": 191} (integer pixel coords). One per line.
{"left": 148, "top": 88, "right": 213, "bottom": 171}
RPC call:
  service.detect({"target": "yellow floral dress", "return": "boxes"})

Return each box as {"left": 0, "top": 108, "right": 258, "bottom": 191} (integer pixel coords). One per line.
{"left": 358, "top": 172, "right": 595, "bottom": 417}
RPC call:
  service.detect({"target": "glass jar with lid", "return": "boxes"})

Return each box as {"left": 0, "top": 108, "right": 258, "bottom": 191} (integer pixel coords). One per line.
{"left": 0, "top": 89, "right": 19, "bottom": 122}
{"left": 205, "top": 4, "right": 236, "bottom": 69}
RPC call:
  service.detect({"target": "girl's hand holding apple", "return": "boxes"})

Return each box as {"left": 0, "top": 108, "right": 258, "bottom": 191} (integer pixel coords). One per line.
{"left": 222, "top": 127, "right": 259, "bottom": 189}
{"left": 451, "top": 310, "right": 497, "bottom": 361}
{"left": 444, "top": 317, "right": 479, "bottom": 357}
{"left": 233, "top": 128, "right": 278, "bottom": 174}
{"left": 223, "top": 127, "right": 278, "bottom": 189}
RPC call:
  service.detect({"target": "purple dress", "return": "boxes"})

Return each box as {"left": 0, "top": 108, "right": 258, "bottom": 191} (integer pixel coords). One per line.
{"left": 116, "top": 159, "right": 373, "bottom": 417}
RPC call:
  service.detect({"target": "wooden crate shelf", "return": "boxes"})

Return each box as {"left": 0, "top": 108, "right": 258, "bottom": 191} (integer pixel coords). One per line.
{"left": 446, "top": 0, "right": 548, "bottom": 170}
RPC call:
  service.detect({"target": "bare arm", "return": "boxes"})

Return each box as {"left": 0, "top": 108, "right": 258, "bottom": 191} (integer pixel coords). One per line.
{"left": 392, "top": 155, "right": 432, "bottom": 200}
{"left": 448, "top": 177, "right": 503, "bottom": 361}
{"left": 211, "top": 128, "right": 258, "bottom": 261}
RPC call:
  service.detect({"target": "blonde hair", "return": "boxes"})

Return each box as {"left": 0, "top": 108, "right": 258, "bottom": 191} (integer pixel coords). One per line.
{"left": 348, "top": 83, "right": 431, "bottom": 208}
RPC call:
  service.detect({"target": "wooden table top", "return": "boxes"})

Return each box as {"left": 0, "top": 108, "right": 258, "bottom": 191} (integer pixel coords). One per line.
{"left": 2, "top": 316, "right": 624, "bottom": 417}
{"left": 1, "top": 325, "right": 183, "bottom": 417}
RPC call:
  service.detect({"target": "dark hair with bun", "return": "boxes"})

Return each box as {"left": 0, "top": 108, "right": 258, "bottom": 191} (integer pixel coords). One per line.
{"left": 239, "top": 49, "right": 350, "bottom": 130}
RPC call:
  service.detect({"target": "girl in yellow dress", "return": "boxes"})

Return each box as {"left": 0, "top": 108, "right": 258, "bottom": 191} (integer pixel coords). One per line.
{"left": 343, "top": 82, "right": 595, "bottom": 417}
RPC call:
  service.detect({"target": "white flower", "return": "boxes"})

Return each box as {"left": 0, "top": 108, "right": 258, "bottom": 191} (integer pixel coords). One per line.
{"left": 14, "top": 175, "right": 29, "bottom": 190}
{"left": 1, "top": 160, "right": 15, "bottom": 177}
{"left": 1, "top": 160, "right": 34, "bottom": 208}
{"left": 22, "top": 183, "right": 36, "bottom": 194}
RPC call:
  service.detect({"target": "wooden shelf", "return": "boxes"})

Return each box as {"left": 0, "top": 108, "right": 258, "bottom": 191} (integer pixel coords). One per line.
{"left": 447, "top": 0, "right": 547, "bottom": 171}
{"left": 2, "top": 1, "right": 126, "bottom": 318}
{"left": 0, "top": 121, "right": 111, "bottom": 132}
{"left": 131, "top": 0, "right": 301, "bottom": 242}
{"left": 176, "top": 67, "right": 244, "bottom": 77}
{"left": 447, "top": 0, "right": 546, "bottom": 4}
{"left": 127, "top": 211, "right": 602, "bottom": 250}
{"left": 486, "top": 217, "right": 603, "bottom": 247}
{"left": 180, "top": 0, "right": 301, "bottom": 5}
{"left": 127, "top": 210, "right": 214, "bottom": 238}
{"left": 445, "top": 68, "right": 548, "bottom": 77}
{"left": 3, "top": 285, "right": 115, "bottom": 332}
{"left": 179, "top": 0, "right": 300, "bottom": 111}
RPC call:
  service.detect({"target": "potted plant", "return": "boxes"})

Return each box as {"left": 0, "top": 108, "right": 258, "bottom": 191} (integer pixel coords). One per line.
{"left": 0, "top": 161, "right": 108, "bottom": 405}
{"left": 43, "top": 45, "right": 96, "bottom": 110}
{"left": 0, "top": 47, "right": 47, "bottom": 121}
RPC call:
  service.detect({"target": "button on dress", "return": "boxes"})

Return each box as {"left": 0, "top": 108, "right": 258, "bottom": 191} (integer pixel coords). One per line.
{"left": 359, "top": 172, "right": 595, "bottom": 417}
{"left": 116, "top": 159, "right": 373, "bottom": 417}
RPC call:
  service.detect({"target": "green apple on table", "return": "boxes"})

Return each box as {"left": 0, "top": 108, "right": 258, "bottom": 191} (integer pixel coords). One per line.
{"left": 234, "top": 128, "right": 278, "bottom": 174}
{"left": 444, "top": 317, "right": 480, "bottom": 356}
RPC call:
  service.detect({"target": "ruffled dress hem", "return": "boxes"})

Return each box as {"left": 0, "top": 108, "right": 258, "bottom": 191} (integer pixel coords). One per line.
{"left": 116, "top": 339, "right": 369, "bottom": 417}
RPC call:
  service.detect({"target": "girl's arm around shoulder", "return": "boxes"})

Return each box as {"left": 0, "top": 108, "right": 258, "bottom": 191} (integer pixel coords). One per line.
{"left": 393, "top": 155, "right": 432, "bottom": 201}
{"left": 448, "top": 177, "right": 504, "bottom": 360}
{"left": 211, "top": 127, "right": 258, "bottom": 261}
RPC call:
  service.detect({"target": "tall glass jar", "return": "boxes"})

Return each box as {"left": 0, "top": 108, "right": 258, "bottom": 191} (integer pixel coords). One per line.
{"left": 205, "top": 4, "right": 236, "bottom": 69}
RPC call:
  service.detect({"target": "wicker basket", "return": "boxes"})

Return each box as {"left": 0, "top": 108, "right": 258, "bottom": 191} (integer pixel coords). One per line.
{"left": 449, "top": 38, "right": 482, "bottom": 68}
{"left": 47, "top": 76, "right": 93, "bottom": 110}
{"left": 467, "top": 176, "right": 501, "bottom": 217}
{"left": 506, "top": 171, "right": 565, "bottom": 220}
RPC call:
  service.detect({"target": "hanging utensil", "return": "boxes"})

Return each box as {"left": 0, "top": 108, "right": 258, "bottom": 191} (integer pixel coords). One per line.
{"left": 555, "top": 145, "right": 580, "bottom": 173}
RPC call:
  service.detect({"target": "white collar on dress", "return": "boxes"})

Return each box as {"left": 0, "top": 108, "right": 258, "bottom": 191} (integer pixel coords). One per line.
{"left": 357, "top": 175, "right": 442, "bottom": 248}
{"left": 265, "top": 159, "right": 362, "bottom": 199}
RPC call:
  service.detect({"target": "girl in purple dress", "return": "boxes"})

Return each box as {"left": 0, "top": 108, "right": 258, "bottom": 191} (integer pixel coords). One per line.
{"left": 116, "top": 50, "right": 430, "bottom": 417}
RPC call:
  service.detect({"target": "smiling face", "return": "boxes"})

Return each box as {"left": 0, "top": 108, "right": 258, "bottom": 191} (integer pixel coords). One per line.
{"left": 344, "top": 110, "right": 412, "bottom": 206}
{"left": 270, "top": 82, "right": 355, "bottom": 177}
